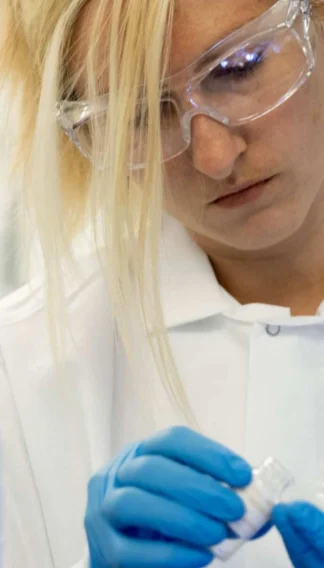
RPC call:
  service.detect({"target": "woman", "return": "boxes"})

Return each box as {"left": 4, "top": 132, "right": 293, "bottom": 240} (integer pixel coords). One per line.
{"left": 1, "top": 0, "right": 324, "bottom": 566}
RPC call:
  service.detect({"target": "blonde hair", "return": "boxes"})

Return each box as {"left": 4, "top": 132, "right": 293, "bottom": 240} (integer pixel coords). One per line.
{"left": 0, "top": 0, "right": 323, "bottom": 427}
{"left": 0, "top": 0, "right": 199, "bottom": 426}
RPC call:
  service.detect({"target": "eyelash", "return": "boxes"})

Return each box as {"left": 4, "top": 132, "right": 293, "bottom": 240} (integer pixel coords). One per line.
{"left": 216, "top": 60, "right": 261, "bottom": 80}
{"left": 206, "top": 49, "right": 265, "bottom": 84}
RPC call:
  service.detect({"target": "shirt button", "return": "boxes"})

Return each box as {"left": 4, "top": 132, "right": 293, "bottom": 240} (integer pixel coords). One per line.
{"left": 266, "top": 324, "right": 281, "bottom": 336}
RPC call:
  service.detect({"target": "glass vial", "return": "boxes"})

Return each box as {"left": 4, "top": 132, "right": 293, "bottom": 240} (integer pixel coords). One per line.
{"left": 212, "top": 457, "right": 294, "bottom": 562}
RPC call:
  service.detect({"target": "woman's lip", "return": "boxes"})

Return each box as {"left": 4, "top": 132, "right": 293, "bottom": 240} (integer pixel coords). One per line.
{"left": 211, "top": 177, "right": 275, "bottom": 209}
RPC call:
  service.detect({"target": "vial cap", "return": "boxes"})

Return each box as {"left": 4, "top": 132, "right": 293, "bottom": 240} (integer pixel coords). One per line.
{"left": 254, "top": 457, "right": 294, "bottom": 502}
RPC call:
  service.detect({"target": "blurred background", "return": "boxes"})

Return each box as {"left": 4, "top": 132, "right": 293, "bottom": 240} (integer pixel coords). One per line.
{"left": 0, "top": 89, "right": 26, "bottom": 299}
{"left": 0, "top": 88, "right": 96, "bottom": 300}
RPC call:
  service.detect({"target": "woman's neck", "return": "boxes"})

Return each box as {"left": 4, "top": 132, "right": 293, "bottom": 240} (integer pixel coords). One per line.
{"left": 208, "top": 254, "right": 324, "bottom": 316}
{"left": 193, "top": 215, "right": 324, "bottom": 317}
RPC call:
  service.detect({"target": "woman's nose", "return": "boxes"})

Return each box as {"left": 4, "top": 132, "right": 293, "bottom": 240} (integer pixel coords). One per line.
{"left": 190, "top": 114, "right": 247, "bottom": 179}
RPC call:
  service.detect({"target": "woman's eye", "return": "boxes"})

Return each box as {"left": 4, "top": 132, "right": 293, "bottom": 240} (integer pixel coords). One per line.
{"left": 134, "top": 99, "right": 176, "bottom": 128}
{"left": 202, "top": 47, "right": 266, "bottom": 89}
{"left": 160, "top": 99, "right": 177, "bottom": 118}
{"left": 219, "top": 59, "right": 262, "bottom": 81}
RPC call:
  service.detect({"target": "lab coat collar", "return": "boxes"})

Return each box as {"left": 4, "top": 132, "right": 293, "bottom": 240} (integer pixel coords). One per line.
{"left": 158, "top": 213, "right": 324, "bottom": 330}
{"left": 159, "top": 213, "right": 238, "bottom": 329}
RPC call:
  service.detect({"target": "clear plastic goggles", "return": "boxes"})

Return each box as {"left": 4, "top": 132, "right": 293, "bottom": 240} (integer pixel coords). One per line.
{"left": 56, "top": 0, "right": 316, "bottom": 170}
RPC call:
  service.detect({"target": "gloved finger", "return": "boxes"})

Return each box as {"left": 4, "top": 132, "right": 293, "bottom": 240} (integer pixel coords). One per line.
{"left": 86, "top": 517, "right": 214, "bottom": 568}
{"left": 102, "top": 532, "right": 214, "bottom": 568}
{"left": 103, "top": 486, "right": 228, "bottom": 548}
{"left": 286, "top": 502, "right": 324, "bottom": 557}
{"left": 116, "top": 455, "right": 245, "bottom": 523}
{"left": 273, "top": 504, "right": 324, "bottom": 568}
{"left": 87, "top": 441, "right": 140, "bottom": 502}
{"left": 136, "top": 427, "right": 252, "bottom": 488}
{"left": 86, "top": 468, "right": 111, "bottom": 516}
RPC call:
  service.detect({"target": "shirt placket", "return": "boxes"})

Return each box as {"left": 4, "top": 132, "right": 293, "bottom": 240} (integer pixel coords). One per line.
{"left": 242, "top": 321, "right": 320, "bottom": 567}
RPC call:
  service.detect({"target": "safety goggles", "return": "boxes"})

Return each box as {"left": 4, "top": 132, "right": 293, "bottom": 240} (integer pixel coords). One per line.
{"left": 56, "top": 0, "right": 316, "bottom": 170}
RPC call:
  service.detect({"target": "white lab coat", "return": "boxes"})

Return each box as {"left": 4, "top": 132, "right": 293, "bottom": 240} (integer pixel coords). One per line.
{"left": 1, "top": 212, "right": 324, "bottom": 568}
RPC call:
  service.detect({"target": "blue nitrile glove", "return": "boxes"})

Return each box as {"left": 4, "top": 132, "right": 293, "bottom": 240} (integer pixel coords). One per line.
{"left": 84, "top": 426, "right": 253, "bottom": 568}
{"left": 273, "top": 501, "right": 324, "bottom": 567}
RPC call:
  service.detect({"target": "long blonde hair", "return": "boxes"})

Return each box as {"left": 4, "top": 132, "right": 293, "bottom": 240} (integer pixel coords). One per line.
{"left": 0, "top": 0, "right": 324, "bottom": 427}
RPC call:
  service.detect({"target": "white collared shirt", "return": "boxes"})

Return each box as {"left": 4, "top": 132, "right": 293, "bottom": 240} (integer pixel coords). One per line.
{"left": 1, "top": 212, "right": 324, "bottom": 568}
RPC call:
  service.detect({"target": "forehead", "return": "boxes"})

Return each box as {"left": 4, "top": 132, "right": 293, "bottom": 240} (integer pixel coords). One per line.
{"left": 170, "top": 0, "right": 274, "bottom": 71}
{"left": 70, "top": 0, "right": 275, "bottom": 94}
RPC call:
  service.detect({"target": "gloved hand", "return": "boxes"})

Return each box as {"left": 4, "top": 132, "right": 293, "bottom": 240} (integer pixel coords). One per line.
{"left": 273, "top": 501, "right": 324, "bottom": 567}
{"left": 84, "top": 426, "right": 253, "bottom": 568}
